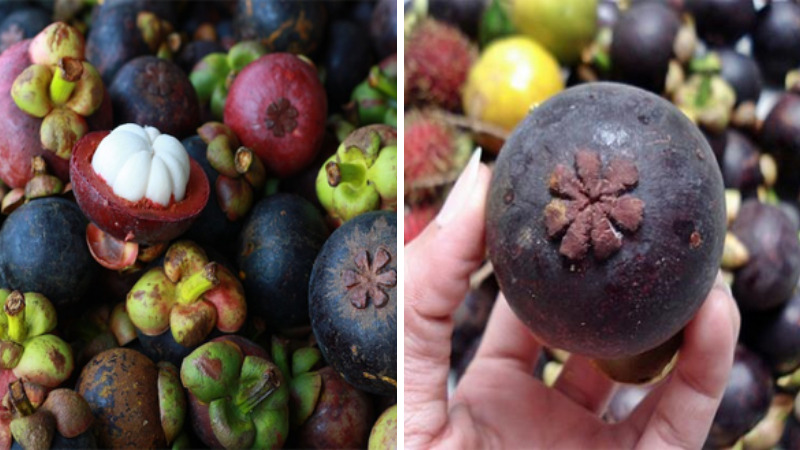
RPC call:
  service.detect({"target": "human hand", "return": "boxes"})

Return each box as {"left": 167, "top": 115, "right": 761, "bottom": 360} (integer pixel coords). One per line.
{"left": 404, "top": 150, "right": 741, "bottom": 449}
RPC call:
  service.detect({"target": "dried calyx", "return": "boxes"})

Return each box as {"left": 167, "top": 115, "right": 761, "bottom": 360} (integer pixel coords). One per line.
{"left": 10, "top": 22, "right": 103, "bottom": 160}
{"left": 544, "top": 149, "right": 644, "bottom": 261}
{"left": 2, "top": 157, "right": 65, "bottom": 215}
{"left": 91, "top": 124, "right": 190, "bottom": 207}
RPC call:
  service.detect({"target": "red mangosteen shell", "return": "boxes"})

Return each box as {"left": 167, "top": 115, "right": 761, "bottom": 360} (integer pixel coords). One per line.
{"left": 0, "top": 39, "right": 114, "bottom": 188}
{"left": 486, "top": 82, "right": 726, "bottom": 360}
{"left": 70, "top": 131, "right": 210, "bottom": 245}
{"left": 224, "top": 53, "right": 327, "bottom": 179}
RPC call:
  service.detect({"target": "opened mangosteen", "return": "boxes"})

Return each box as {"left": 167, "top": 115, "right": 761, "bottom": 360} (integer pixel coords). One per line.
{"left": 0, "top": 197, "right": 97, "bottom": 307}
{"left": 76, "top": 347, "right": 185, "bottom": 448}
{"left": 224, "top": 53, "right": 328, "bottom": 178}
{"left": 180, "top": 335, "right": 289, "bottom": 449}
{"left": 730, "top": 200, "right": 800, "bottom": 312}
{"left": 0, "top": 22, "right": 113, "bottom": 189}
{"left": 70, "top": 124, "right": 210, "bottom": 269}
{"left": 236, "top": 194, "right": 328, "bottom": 331}
{"left": 706, "top": 345, "right": 774, "bottom": 448}
{"left": 486, "top": 83, "right": 725, "bottom": 377}
{"left": 109, "top": 56, "right": 200, "bottom": 139}
{"left": 309, "top": 210, "right": 397, "bottom": 395}
{"left": 233, "top": 0, "right": 326, "bottom": 55}
{"left": 125, "top": 240, "right": 246, "bottom": 366}
{"left": 743, "top": 282, "right": 800, "bottom": 375}
{"left": 5, "top": 382, "right": 96, "bottom": 450}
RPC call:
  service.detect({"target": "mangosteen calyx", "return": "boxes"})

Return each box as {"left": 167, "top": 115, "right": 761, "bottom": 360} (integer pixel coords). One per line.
{"left": 343, "top": 247, "right": 397, "bottom": 309}
{"left": 265, "top": 98, "right": 299, "bottom": 137}
{"left": 543, "top": 149, "right": 644, "bottom": 261}
{"left": 271, "top": 336, "right": 323, "bottom": 427}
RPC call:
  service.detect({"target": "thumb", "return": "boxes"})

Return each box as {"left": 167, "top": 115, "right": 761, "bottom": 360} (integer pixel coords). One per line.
{"left": 404, "top": 149, "right": 492, "bottom": 447}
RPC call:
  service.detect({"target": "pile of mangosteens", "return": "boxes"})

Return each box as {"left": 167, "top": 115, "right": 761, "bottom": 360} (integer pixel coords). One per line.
{"left": 0, "top": 1, "right": 397, "bottom": 448}
{"left": 406, "top": 0, "right": 800, "bottom": 447}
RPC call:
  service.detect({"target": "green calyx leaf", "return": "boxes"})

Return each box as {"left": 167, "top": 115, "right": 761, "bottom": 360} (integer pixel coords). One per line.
{"left": 209, "top": 398, "right": 255, "bottom": 449}
{"left": 126, "top": 267, "right": 176, "bottom": 337}
{"left": 14, "top": 334, "right": 74, "bottom": 388}
{"left": 158, "top": 362, "right": 186, "bottom": 446}
{"left": 180, "top": 340, "right": 243, "bottom": 403}
{"left": 367, "top": 145, "right": 397, "bottom": 206}
{"left": 40, "top": 107, "right": 89, "bottom": 159}
{"left": 292, "top": 347, "right": 321, "bottom": 377}
{"left": 351, "top": 81, "right": 389, "bottom": 126}
{"left": 227, "top": 40, "right": 266, "bottom": 73}
{"left": 12, "top": 64, "right": 55, "bottom": 118}
{"left": 190, "top": 53, "right": 230, "bottom": 104}
{"left": 290, "top": 371, "right": 321, "bottom": 427}
{"left": 169, "top": 300, "right": 217, "bottom": 348}
{"left": 234, "top": 356, "right": 286, "bottom": 413}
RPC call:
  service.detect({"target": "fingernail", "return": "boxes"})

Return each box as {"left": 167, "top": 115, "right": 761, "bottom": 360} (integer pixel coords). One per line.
{"left": 435, "top": 148, "right": 482, "bottom": 227}
{"left": 714, "top": 271, "right": 733, "bottom": 299}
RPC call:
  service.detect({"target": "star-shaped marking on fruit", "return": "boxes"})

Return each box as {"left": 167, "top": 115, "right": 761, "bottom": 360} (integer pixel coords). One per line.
{"left": 342, "top": 247, "right": 397, "bottom": 309}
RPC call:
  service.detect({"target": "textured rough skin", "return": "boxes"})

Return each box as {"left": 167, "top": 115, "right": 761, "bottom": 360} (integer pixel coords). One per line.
{"left": 70, "top": 131, "right": 210, "bottom": 245}
{"left": 233, "top": 0, "right": 326, "bottom": 55}
{"left": 76, "top": 348, "right": 165, "bottom": 449}
{"left": 225, "top": 53, "right": 327, "bottom": 178}
{"left": 309, "top": 211, "right": 397, "bottom": 395}
{"left": 486, "top": 82, "right": 725, "bottom": 359}
{"left": 0, "top": 40, "right": 113, "bottom": 188}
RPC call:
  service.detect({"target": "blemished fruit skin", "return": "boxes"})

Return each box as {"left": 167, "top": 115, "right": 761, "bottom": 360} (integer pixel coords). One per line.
{"left": 486, "top": 82, "right": 726, "bottom": 360}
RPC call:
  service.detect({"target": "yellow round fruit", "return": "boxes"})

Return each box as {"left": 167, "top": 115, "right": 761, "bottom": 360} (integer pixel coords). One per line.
{"left": 509, "top": 0, "right": 598, "bottom": 65}
{"left": 462, "top": 36, "right": 564, "bottom": 133}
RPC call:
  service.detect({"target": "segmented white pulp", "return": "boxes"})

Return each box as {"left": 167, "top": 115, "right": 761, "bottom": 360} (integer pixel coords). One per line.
{"left": 91, "top": 124, "right": 190, "bottom": 206}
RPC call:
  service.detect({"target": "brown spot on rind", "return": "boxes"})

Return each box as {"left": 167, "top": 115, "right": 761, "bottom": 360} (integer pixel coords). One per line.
{"left": 195, "top": 356, "right": 223, "bottom": 381}
{"left": 690, "top": 231, "right": 702, "bottom": 249}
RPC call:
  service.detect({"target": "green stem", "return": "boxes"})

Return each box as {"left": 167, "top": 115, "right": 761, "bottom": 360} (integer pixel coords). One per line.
{"left": 326, "top": 161, "right": 367, "bottom": 188}
{"left": 368, "top": 66, "right": 397, "bottom": 99}
{"left": 49, "top": 58, "right": 82, "bottom": 105}
{"left": 175, "top": 263, "right": 219, "bottom": 305}
{"left": 5, "top": 291, "right": 27, "bottom": 343}
{"left": 695, "top": 75, "right": 712, "bottom": 108}
{"left": 237, "top": 369, "right": 279, "bottom": 414}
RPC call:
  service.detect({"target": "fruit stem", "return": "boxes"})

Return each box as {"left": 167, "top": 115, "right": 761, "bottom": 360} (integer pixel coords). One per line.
{"left": 236, "top": 368, "right": 280, "bottom": 414}
{"left": 49, "top": 58, "right": 82, "bottom": 105}
{"left": 5, "top": 291, "right": 27, "bottom": 343}
{"left": 7, "top": 380, "right": 33, "bottom": 417}
{"left": 326, "top": 161, "right": 366, "bottom": 188}
{"left": 176, "top": 263, "right": 219, "bottom": 305}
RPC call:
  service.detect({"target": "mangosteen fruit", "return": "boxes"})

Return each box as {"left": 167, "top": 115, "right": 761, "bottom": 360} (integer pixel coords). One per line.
{"left": 743, "top": 283, "right": 800, "bottom": 374}
{"left": 109, "top": 56, "right": 200, "bottom": 139}
{"left": 309, "top": 210, "right": 397, "bottom": 395}
{"left": 323, "top": 20, "right": 376, "bottom": 112}
{"left": 370, "top": 0, "right": 397, "bottom": 59}
{"left": 368, "top": 404, "right": 397, "bottom": 450}
{"left": 0, "top": 7, "right": 51, "bottom": 53}
{"left": 76, "top": 348, "right": 185, "bottom": 448}
{"left": 294, "top": 366, "right": 374, "bottom": 449}
{"left": 752, "top": 2, "right": 800, "bottom": 85}
{"left": 181, "top": 336, "right": 289, "bottom": 449}
{"left": 730, "top": 200, "right": 800, "bottom": 311}
{"left": 125, "top": 240, "right": 246, "bottom": 366}
{"left": 706, "top": 345, "right": 774, "bottom": 448}
{"left": 719, "top": 129, "right": 775, "bottom": 195}
{"left": 761, "top": 93, "right": 800, "bottom": 194}
{"left": 610, "top": 2, "right": 682, "bottom": 93}
{"left": 70, "top": 124, "right": 210, "bottom": 267}
{"left": 0, "top": 197, "right": 96, "bottom": 307}
{"left": 451, "top": 275, "right": 498, "bottom": 371}
{"left": 427, "top": 0, "right": 487, "bottom": 39}
{"left": 688, "top": 0, "right": 755, "bottom": 47}
{"left": 0, "top": 23, "right": 114, "bottom": 189}
{"left": 236, "top": 194, "right": 328, "bottom": 331}
{"left": 224, "top": 53, "right": 328, "bottom": 178}
{"left": 717, "top": 49, "right": 762, "bottom": 108}
{"left": 486, "top": 83, "right": 725, "bottom": 370}
{"left": 233, "top": 0, "right": 326, "bottom": 55}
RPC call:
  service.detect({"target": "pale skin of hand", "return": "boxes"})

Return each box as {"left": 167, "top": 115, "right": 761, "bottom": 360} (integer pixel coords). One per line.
{"left": 404, "top": 154, "right": 741, "bottom": 450}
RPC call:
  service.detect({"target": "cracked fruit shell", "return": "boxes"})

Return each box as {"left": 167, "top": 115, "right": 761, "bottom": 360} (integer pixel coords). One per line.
{"left": 70, "top": 130, "right": 210, "bottom": 245}
{"left": 486, "top": 82, "right": 725, "bottom": 360}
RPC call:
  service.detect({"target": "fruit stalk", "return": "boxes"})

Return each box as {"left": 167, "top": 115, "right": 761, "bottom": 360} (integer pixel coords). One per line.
{"left": 49, "top": 58, "right": 82, "bottom": 105}
{"left": 5, "top": 291, "right": 27, "bottom": 343}
{"left": 176, "top": 263, "right": 219, "bottom": 305}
